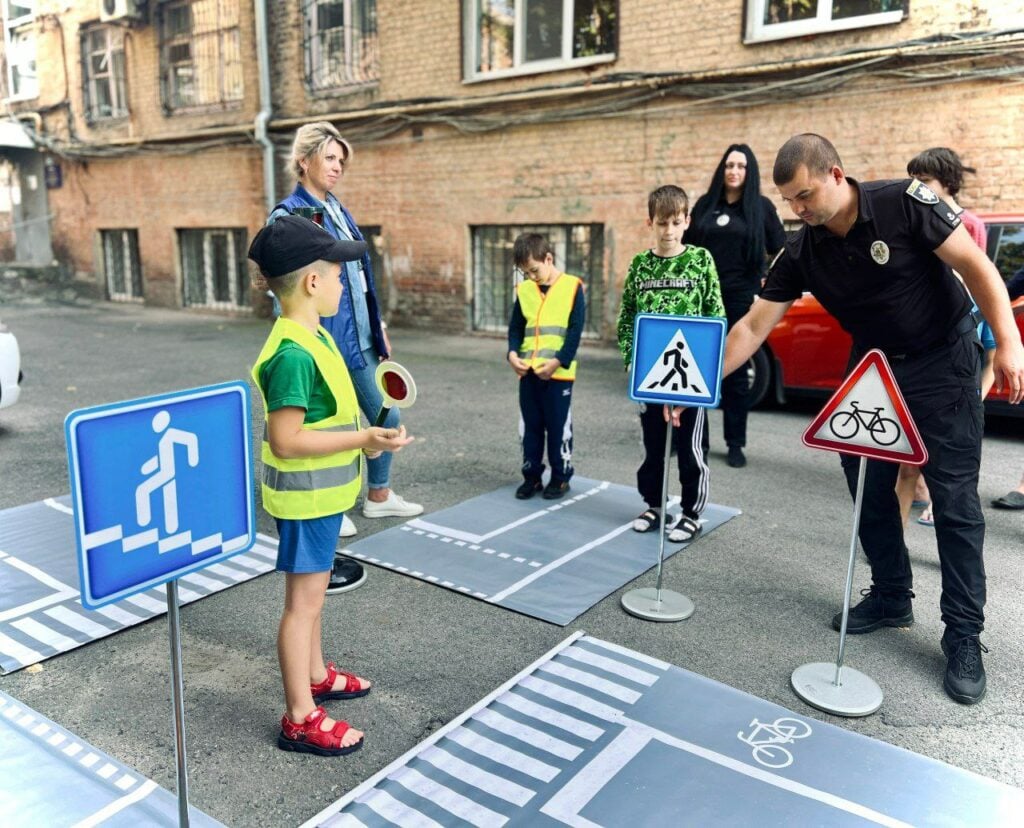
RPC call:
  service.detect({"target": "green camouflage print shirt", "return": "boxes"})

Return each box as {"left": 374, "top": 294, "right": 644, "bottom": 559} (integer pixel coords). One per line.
{"left": 617, "top": 246, "right": 725, "bottom": 366}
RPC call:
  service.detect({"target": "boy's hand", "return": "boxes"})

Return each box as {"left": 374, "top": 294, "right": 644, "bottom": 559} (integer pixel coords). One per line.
{"left": 533, "top": 358, "right": 561, "bottom": 380}
{"left": 364, "top": 425, "right": 414, "bottom": 453}
{"left": 363, "top": 447, "right": 383, "bottom": 460}
{"left": 664, "top": 404, "right": 687, "bottom": 426}
{"left": 508, "top": 351, "right": 530, "bottom": 377}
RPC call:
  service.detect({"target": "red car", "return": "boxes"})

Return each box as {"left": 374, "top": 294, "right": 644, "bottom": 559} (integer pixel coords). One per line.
{"left": 747, "top": 214, "right": 1024, "bottom": 418}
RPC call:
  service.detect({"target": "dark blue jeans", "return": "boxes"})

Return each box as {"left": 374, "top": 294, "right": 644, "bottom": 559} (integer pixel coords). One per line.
{"left": 519, "top": 372, "right": 574, "bottom": 484}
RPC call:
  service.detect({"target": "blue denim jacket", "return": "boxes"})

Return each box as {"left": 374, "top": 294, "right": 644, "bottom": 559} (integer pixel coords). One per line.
{"left": 271, "top": 184, "right": 388, "bottom": 369}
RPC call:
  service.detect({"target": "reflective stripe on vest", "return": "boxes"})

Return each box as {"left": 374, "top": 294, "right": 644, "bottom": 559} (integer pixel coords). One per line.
{"left": 517, "top": 274, "right": 581, "bottom": 381}
{"left": 251, "top": 317, "right": 362, "bottom": 520}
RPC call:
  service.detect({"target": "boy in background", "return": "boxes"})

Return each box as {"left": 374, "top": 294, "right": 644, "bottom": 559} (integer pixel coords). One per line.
{"left": 617, "top": 185, "right": 725, "bottom": 543}
{"left": 507, "top": 233, "right": 586, "bottom": 500}
{"left": 248, "top": 216, "right": 413, "bottom": 755}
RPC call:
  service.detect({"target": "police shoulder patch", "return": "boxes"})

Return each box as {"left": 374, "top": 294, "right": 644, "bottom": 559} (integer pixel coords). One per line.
{"left": 906, "top": 179, "right": 939, "bottom": 204}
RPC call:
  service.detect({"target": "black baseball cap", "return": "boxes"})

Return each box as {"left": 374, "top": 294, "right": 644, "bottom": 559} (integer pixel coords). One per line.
{"left": 247, "top": 214, "right": 368, "bottom": 278}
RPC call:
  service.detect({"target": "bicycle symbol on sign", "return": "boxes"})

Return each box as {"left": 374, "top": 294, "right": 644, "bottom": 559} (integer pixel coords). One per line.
{"left": 737, "top": 717, "right": 813, "bottom": 769}
{"left": 828, "top": 401, "right": 901, "bottom": 446}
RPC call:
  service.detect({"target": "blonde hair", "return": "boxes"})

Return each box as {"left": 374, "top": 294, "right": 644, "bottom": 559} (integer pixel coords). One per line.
{"left": 290, "top": 122, "right": 353, "bottom": 180}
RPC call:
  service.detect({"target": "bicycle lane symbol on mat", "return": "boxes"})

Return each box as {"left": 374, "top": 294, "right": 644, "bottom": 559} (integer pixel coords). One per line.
{"left": 737, "top": 717, "right": 813, "bottom": 769}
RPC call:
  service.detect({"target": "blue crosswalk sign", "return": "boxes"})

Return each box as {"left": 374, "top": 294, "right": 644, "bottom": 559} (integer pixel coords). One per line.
{"left": 629, "top": 313, "right": 727, "bottom": 407}
{"left": 64, "top": 382, "right": 256, "bottom": 609}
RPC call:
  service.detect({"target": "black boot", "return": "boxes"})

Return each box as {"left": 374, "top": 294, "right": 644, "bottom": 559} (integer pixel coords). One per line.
{"left": 941, "top": 631, "right": 987, "bottom": 704}
{"left": 831, "top": 586, "right": 914, "bottom": 634}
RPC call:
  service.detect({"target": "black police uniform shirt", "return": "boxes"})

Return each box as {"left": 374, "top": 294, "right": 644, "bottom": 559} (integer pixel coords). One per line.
{"left": 760, "top": 178, "right": 971, "bottom": 355}
{"left": 689, "top": 195, "right": 787, "bottom": 297}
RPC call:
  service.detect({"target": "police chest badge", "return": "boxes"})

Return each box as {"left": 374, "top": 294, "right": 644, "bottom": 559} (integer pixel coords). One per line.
{"left": 870, "top": 240, "right": 890, "bottom": 265}
{"left": 716, "top": 213, "right": 730, "bottom": 226}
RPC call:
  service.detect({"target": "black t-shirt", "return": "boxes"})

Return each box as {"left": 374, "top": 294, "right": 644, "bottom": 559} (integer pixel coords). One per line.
{"left": 760, "top": 178, "right": 971, "bottom": 354}
{"left": 688, "top": 195, "right": 786, "bottom": 298}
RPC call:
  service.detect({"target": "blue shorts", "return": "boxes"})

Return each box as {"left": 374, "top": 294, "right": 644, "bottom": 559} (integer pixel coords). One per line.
{"left": 274, "top": 513, "right": 343, "bottom": 573}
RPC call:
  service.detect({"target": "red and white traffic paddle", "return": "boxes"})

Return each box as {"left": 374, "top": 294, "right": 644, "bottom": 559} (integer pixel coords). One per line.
{"left": 373, "top": 361, "right": 417, "bottom": 426}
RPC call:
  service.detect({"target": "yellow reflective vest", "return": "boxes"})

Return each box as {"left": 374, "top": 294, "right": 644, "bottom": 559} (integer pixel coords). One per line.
{"left": 251, "top": 317, "right": 362, "bottom": 520}
{"left": 516, "top": 274, "right": 582, "bottom": 381}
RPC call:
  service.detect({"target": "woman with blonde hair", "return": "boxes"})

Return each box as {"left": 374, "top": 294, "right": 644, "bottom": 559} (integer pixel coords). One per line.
{"left": 267, "top": 122, "right": 423, "bottom": 594}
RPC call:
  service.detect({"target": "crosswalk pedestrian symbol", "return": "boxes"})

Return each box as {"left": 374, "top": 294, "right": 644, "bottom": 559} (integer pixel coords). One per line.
{"left": 65, "top": 381, "right": 256, "bottom": 609}
{"left": 629, "top": 314, "right": 726, "bottom": 407}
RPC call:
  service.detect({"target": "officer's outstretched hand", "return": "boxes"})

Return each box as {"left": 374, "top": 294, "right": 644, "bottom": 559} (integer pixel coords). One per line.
{"left": 364, "top": 425, "right": 414, "bottom": 454}
{"left": 994, "top": 340, "right": 1024, "bottom": 405}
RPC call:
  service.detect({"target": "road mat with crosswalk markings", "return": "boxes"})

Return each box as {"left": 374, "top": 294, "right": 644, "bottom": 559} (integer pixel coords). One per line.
{"left": 0, "top": 495, "right": 279, "bottom": 674}
{"left": 0, "top": 690, "right": 223, "bottom": 826}
{"left": 340, "top": 477, "right": 740, "bottom": 625}
{"left": 303, "top": 632, "right": 1024, "bottom": 828}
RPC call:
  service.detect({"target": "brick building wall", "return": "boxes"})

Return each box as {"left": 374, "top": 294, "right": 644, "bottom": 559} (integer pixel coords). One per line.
{"left": 4, "top": 0, "right": 1023, "bottom": 330}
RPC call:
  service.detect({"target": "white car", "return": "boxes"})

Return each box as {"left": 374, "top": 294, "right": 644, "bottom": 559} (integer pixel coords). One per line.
{"left": 0, "top": 316, "right": 21, "bottom": 410}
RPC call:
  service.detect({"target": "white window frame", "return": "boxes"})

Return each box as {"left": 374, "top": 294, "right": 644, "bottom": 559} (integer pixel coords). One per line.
{"left": 463, "top": 0, "right": 615, "bottom": 84}
{"left": 201, "top": 229, "right": 240, "bottom": 309}
{"left": 306, "top": 0, "right": 379, "bottom": 90}
{"left": 745, "top": 0, "right": 906, "bottom": 44}
{"left": 82, "top": 25, "right": 129, "bottom": 122}
{"left": 2, "top": 1, "right": 38, "bottom": 101}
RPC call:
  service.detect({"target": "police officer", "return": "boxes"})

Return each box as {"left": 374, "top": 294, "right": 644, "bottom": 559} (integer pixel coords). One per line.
{"left": 721, "top": 133, "right": 1024, "bottom": 704}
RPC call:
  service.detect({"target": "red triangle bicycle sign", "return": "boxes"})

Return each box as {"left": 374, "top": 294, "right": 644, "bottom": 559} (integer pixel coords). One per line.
{"left": 802, "top": 349, "right": 928, "bottom": 465}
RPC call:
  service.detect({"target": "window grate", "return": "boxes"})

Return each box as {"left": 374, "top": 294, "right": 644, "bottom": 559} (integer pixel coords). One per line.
{"left": 102, "top": 229, "right": 143, "bottom": 302}
{"left": 159, "top": 0, "right": 243, "bottom": 112}
{"left": 179, "top": 228, "right": 249, "bottom": 310}
{"left": 302, "top": 0, "right": 379, "bottom": 91}
{"left": 471, "top": 223, "right": 604, "bottom": 337}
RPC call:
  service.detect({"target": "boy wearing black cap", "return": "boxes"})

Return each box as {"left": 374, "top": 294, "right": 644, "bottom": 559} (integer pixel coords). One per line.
{"left": 248, "top": 215, "right": 413, "bottom": 756}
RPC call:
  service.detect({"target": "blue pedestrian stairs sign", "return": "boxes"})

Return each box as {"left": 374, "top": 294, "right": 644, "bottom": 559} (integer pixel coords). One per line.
{"left": 64, "top": 382, "right": 256, "bottom": 609}
{"left": 629, "top": 314, "right": 727, "bottom": 408}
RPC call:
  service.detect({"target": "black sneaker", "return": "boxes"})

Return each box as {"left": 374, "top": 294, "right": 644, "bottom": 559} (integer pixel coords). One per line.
{"left": 326, "top": 558, "right": 367, "bottom": 594}
{"left": 542, "top": 480, "right": 570, "bottom": 500}
{"left": 727, "top": 446, "right": 747, "bottom": 468}
{"left": 831, "top": 587, "right": 914, "bottom": 634}
{"left": 941, "top": 632, "right": 987, "bottom": 704}
{"left": 515, "top": 479, "right": 543, "bottom": 500}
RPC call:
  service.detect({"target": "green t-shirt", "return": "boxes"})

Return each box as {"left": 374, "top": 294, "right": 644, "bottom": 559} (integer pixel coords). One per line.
{"left": 616, "top": 246, "right": 725, "bottom": 366}
{"left": 257, "top": 335, "right": 337, "bottom": 424}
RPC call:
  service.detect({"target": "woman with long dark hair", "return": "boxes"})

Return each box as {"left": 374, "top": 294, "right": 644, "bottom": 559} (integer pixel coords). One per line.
{"left": 688, "top": 144, "right": 786, "bottom": 468}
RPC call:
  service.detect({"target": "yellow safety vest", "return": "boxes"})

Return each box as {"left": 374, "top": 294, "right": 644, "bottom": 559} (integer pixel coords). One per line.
{"left": 517, "top": 274, "right": 582, "bottom": 381}
{"left": 251, "top": 317, "right": 362, "bottom": 519}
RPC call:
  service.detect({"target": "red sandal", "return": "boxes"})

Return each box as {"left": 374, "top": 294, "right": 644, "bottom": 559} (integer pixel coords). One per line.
{"left": 277, "top": 706, "right": 363, "bottom": 756}
{"left": 310, "top": 661, "right": 371, "bottom": 702}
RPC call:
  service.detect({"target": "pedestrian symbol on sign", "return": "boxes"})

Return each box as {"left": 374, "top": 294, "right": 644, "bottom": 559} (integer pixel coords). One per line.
{"left": 135, "top": 410, "right": 199, "bottom": 534}
{"left": 638, "top": 328, "right": 711, "bottom": 400}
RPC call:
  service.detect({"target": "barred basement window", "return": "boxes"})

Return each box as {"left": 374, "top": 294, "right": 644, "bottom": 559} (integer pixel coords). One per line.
{"left": 81, "top": 25, "right": 128, "bottom": 122}
{"left": 464, "top": 0, "right": 616, "bottom": 82}
{"left": 159, "top": 0, "right": 243, "bottom": 111}
{"left": 179, "top": 228, "right": 249, "bottom": 310}
{"left": 745, "top": 0, "right": 906, "bottom": 44}
{"left": 303, "top": 0, "right": 379, "bottom": 90}
{"left": 102, "top": 229, "right": 143, "bottom": 302}
{"left": 471, "top": 223, "right": 603, "bottom": 336}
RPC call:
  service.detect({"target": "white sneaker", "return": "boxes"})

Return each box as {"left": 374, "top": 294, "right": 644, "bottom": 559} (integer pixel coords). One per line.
{"left": 362, "top": 491, "right": 424, "bottom": 518}
{"left": 338, "top": 514, "right": 358, "bottom": 538}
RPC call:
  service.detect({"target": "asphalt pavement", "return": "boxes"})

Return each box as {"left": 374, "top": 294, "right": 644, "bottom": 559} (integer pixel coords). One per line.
{"left": 0, "top": 291, "right": 1022, "bottom": 826}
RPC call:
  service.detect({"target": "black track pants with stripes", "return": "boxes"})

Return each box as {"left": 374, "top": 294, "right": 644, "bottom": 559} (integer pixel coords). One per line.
{"left": 637, "top": 403, "right": 710, "bottom": 518}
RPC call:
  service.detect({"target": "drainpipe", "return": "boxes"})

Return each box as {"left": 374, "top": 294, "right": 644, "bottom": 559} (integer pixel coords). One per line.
{"left": 253, "top": 0, "right": 275, "bottom": 213}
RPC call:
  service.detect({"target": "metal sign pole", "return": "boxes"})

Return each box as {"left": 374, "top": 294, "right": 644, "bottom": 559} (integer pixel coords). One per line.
{"left": 791, "top": 456, "right": 883, "bottom": 716}
{"left": 166, "top": 579, "right": 191, "bottom": 827}
{"left": 621, "top": 411, "right": 695, "bottom": 622}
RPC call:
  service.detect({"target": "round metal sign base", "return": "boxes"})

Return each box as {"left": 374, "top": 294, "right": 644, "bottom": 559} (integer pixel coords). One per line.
{"left": 791, "top": 662, "right": 883, "bottom": 718}
{"left": 621, "top": 588, "right": 694, "bottom": 622}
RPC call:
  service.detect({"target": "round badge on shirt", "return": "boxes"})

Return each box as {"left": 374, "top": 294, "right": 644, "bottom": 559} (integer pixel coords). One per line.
{"left": 870, "top": 240, "right": 890, "bottom": 264}
{"left": 716, "top": 213, "right": 730, "bottom": 227}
